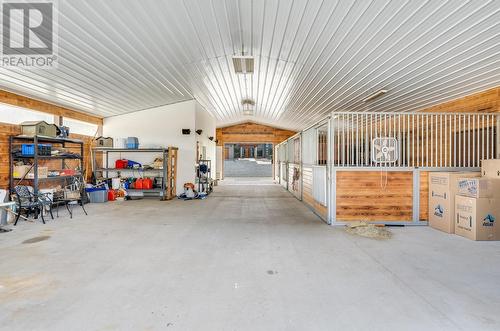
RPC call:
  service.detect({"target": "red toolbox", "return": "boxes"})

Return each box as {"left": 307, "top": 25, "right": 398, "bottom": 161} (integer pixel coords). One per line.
{"left": 60, "top": 169, "right": 77, "bottom": 176}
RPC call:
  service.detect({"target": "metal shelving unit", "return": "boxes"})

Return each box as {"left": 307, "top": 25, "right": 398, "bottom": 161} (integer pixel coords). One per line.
{"left": 92, "top": 147, "right": 178, "bottom": 200}
{"left": 9, "top": 135, "right": 84, "bottom": 195}
{"left": 196, "top": 159, "right": 213, "bottom": 195}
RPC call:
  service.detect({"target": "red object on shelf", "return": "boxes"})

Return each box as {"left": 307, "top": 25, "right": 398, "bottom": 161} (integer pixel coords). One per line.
{"left": 115, "top": 159, "right": 128, "bottom": 169}
{"left": 143, "top": 178, "right": 153, "bottom": 189}
{"left": 60, "top": 169, "right": 76, "bottom": 176}
{"left": 134, "top": 178, "right": 143, "bottom": 189}
{"left": 107, "top": 190, "right": 116, "bottom": 201}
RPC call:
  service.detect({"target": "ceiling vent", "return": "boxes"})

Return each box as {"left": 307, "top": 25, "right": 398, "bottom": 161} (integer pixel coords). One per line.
{"left": 232, "top": 56, "right": 254, "bottom": 74}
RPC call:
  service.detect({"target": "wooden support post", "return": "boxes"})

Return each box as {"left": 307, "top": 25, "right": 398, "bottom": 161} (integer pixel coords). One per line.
{"left": 166, "top": 147, "right": 178, "bottom": 200}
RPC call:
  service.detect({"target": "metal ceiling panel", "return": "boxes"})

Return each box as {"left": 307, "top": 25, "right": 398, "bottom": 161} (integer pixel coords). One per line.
{"left": 0, "top": 0, "right": 498, "bottom": 130}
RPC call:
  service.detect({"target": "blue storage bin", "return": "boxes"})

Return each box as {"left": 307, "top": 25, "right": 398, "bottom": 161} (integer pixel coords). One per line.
{"left": 21, "top": 143, "right": 52, "bottom": 156}
{"left": 126, "top": 137, "right": 139, "bottom": 149}
{"left": 21, "top": 144, "right": 35, "bottom": 156}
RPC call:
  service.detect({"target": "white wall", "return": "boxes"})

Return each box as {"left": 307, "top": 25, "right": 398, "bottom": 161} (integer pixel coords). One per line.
{"left": 195, "top": 101, "right": 217, "bottom": 178}
{"left": 103, "top": 100, "right": 197, "bottom": 191}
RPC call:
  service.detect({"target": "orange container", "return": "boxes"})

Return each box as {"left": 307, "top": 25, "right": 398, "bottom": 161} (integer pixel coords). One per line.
{"left": 134, "top": 178, "right": 143, "bottom": 189}
{"left": 143, "top": 178, "right": 153, "bottom": 189}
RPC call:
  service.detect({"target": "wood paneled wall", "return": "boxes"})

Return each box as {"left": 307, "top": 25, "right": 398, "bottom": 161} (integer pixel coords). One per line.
{"left": 0, "top": 123, "right": 95, "bottom": 189}
{"left": 0, "top": 90, "right": 102, "bottom": 189}
{"left": 0, "top": 90, "right": 103, "bottom": 125}
{"left": 0, "top": 123, "right": 21, "bottom": 188}
{"left": 419, "top": 171, "right": 429, "bottom": 221}
{"left": 216, "top": 122, "right": 295, "bottom": 145}
{"left": 421, "top": 87, "right": 500, "bottom": 114}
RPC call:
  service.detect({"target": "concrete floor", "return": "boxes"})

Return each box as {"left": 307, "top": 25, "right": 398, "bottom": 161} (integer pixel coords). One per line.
{"left": 224, "top": 158, "right": 272, "bottom": 177}
{"left": 1, "top": 181, "right": 500, "bottom": 331}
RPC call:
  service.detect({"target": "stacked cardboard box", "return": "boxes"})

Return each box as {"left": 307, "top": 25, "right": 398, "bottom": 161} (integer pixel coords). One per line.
{"left": 428, "top": 172, "right": 480, "bottom": 234}
{"left": 454, "top": 160, "right": 500, "bottom": 241}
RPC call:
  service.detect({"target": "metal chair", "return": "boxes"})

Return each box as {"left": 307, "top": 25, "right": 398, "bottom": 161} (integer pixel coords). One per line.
{"left": 12, "top": 185, "right": 54, "bottom": 225}
{"left": 55, "top": 177, "right": 88, "bottom": 219}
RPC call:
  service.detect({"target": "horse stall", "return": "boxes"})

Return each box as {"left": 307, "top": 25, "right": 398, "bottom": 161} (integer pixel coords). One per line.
{"left": 276, "top": 111, "right": 499, "bottom": 225}
{"left": 330, "top": 112, "right": 499, "bottom": 225}
{"left": 300, "top": 123, "right": 329, "bottom": 221}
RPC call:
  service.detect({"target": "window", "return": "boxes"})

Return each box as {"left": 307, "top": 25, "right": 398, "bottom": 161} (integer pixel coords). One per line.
{"left": 317, "top": 125, "right": 327, "bottom": 165}
{"left": 63, "top": 117, "right": 98, "bottom": 136}
{"left": 0, "top": 103, "right": 54, "bottom": 125}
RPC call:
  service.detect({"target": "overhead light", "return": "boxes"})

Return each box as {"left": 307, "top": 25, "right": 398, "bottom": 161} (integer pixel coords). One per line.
{"left": 241, "top": 98, "right": 255, "bottom": 106}
{"left": 232, "top": 56, "right": 254, "bottom": 74}
{"left": 364, "top": 89, "right": 388, "bottom": 102}
{"left": 242, "top": 98, "right": 255, "bottom": 116}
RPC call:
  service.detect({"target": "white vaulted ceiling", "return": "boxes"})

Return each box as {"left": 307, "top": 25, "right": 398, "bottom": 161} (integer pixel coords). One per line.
{"left": 0, "top": 0, "right": 499, "bottom": 130}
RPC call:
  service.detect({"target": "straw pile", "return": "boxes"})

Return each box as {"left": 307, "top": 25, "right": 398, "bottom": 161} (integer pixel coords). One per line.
{"left": 344, "top": 221, "right": 392, "bottom": 240}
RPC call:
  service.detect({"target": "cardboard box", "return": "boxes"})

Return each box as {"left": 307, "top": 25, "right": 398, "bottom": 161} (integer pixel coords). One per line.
{"left": 428, "top": 172, "right": 480, "bottom": 233}
{"left": 455, "top": 195, "right": 500, "bottom": 241}
{"left": 457, "top": 177, "right": 500, "bottom": 198}
{"left": 13, "top": 165, "right": 48, "bottom": 179}
{"left": 13, "top": 165, "right": 31, "bottom": 179}
{"left": 481, "top": 159, "right": 500, "bottom": 178}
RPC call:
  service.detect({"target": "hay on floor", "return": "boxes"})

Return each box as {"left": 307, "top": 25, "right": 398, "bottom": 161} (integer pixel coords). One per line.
{"left": 344, "top": 221, "right": 392, "bottom": 240}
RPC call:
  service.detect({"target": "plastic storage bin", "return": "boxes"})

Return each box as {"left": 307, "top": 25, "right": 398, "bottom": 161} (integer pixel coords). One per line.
{"left": 85, "top": 188, "right": 108, "bottom": 203}
{"left": 21, "top": 143, "right": 52, "bottom": 156}
{"left": 126, "top": 137, "right": 139, "bottom": 149}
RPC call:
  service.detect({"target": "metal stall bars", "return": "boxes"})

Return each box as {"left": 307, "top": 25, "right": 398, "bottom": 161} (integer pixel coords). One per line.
{"left": 329, "top": 111, "right": 499, "bottom": 225}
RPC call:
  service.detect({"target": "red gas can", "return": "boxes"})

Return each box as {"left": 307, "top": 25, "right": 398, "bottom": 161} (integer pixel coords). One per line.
{"left": 134, "top": 178, "right": 143, "bottom": 189}
{"left": 107, "top": 190, "right": 116, "bottom": 201}
{"left": 143, "top": 178, "right": 153, "bottom": 189}
{"left": 115, "top": 159, "right": 128, "bottom": 169}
